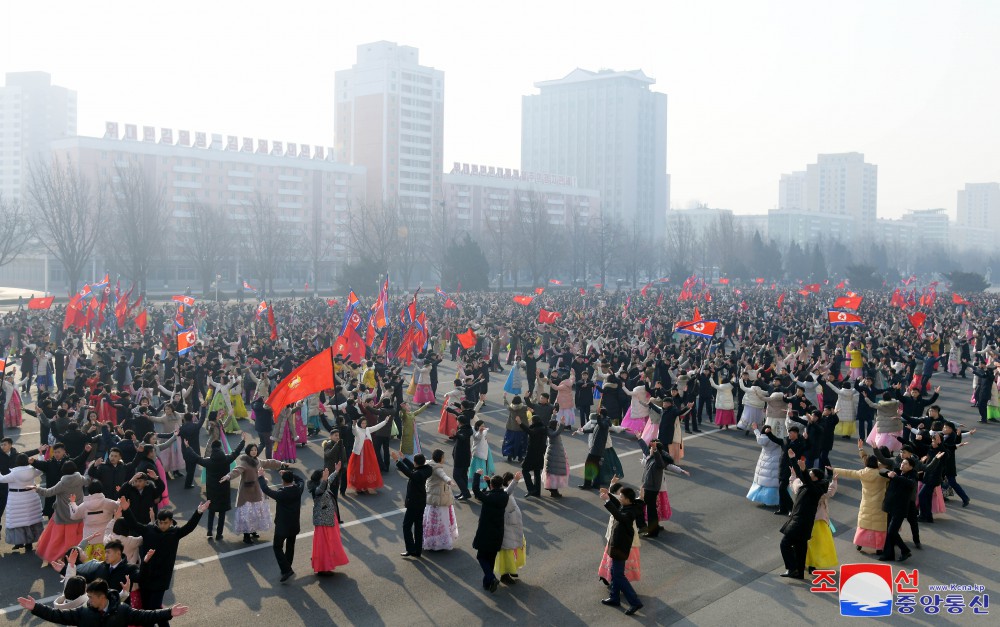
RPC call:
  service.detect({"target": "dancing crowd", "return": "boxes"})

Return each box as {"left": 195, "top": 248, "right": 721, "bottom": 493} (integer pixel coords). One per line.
{"left": 0, "top": 281, "right": 993, "bottom": 622}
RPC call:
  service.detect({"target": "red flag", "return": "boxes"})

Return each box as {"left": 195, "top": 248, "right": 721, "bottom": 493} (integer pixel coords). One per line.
{"left": 908, "top": 312, "right": 927, "bottom": 330}
{"left": 267, "top": 304, "right": 278, "bottom": 340}
{"left": 692, "top": 307, "right": 702, "bottom": 321}
{"left": 798, "top": 289, "right": 811, "bottom": 297}
{"left": 675, "top": 319, "right": 718, "bottom": 338}
{"left": 833, "top": 296, "right": 862, "bottom": 310}
{"left": 703, "top": 290, "right": 712, "bottom": 302}
{"left": 640, "top": 284, "right": 650, "bottom": 297}
{"left": 63, "top": 294, "right": 85, "bottom": 330}
{"left": 333, "top": 326, "right": 365, "bottom": 363}
{"left": 548, "top": 279, "right": 562, "bottom": 285}
{"left": 755, "top": 278, "right": 765, "bottom": 284}
{"left": 28, "top": 296, "right": 54, "bottom": 310}
{"left": 326, "top": 299, "right": 339, "bottom": 307}
{"left": 534, "top": 287, "right": 545, "bottom": 295}
{"left": 740, "top": 300, "right": 749, "bottom": 311}
{"left": 172, "top": 295, "right": 196, "bottom": 306}
{"left": 846, "top": 291, "right": 858, "bottom": 297}
{"left": 827, "top": 310, "right": 864, "bottom": 326}
{"left": 176, "top": 327, "right": 198, "bottom": 354}
{"left": 906, "top": 290, "right": 917, "bottom": 308}
{"left": 134, "top": 309, "right": 148, "bottom": 333}
{"left": 457, "top": 328, "right": 478, "bottom": 349}
{"left": 952, "top": 293, "right": 969, "bottom": 305}
{"left": 656, "top": 292, "right": 664, "bottom": 307}
{"left": 804, "top": 283, "right": 821, "bottom": 293}
{"left": 836, "top": 280, "right": 845, "bottom": 289}
{"left": 718, "top": 278, "right": 729, "bottom": 285}
{"left": 443, "top": 298, "right": 458, "bottom": 310}
{"left": 266, "top": 348, "right": 337, "bottom": 417}
{"left": 891, "top": 288, "right": 904, "bottom": 308}
{"left": 513, "top": 295, "right": 534, "bottom": 306}
{"left": 579, "top": 287, "right": 586, "bottom": 296}
{"left": 776, "top": 292, "right": 786, "bottom": 308}
{"left": 538, "top": 309, "right": 561, "bottom": 324}
{"left": 593, "top": 283, "right": 603, "bottom": 289}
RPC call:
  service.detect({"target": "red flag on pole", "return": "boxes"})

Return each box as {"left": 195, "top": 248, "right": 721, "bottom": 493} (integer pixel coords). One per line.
{"left": 513, "top": 295, "right": 534, "bottom": 306}
{"left": 538, "top": 309, "right": 561, "bottom": 324}
{"left": 534, "top": 287, "right": 545, "bottom": 295}
{"left": 803, "top": 283, "right": 821, "bottom": 293}
{"left": 718, "top": 278, "right": 729, "bottom": 285}
{"left": 952, "top": 293, "right": 969, "bottom": 305}
{"left": 833, "top": 296, "right": 863, "bottom": 310}
{"left": 134, "top": 309, "right": 148, "bottom": 333}
{"left": 776, "top": 292, "right": 786, "bottom": 308}
{"left": 266, "top": 348, "right": 337, "bottom": 416}
{"left": 908, "top": 312, "right": 927, "bottom": 330}
{"left": 28, "top": 296, "right": 54, "bottom": 310}
{"left": 172, "top": 295, "right": 196, "bottom": 306}
{"left": 267, "top": 304, "right": 278, "bottom": 340}
{"left": 457, "top": 328, "right": 478, "bottom": 349}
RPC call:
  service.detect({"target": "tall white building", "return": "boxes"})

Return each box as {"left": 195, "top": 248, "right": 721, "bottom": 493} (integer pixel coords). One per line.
{"left": 778, "top": 171, "right": 807, "bottom": 210}
{"left": 334, "top": 42, "right": 444, "bottom": 215}
{"left": 521, "top": 68, "right": 668, "bottom": 238}
{"left": 0, "top": 71, "right": 77, "bottom": 201}
{"left": 957, "top": 182, "right": 1000, "bottom": 231}
{"left": 778, "top": 152, "right": 877, "bottom": 240}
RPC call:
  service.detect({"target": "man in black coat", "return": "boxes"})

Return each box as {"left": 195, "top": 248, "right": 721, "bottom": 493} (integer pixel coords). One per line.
{"left": 258, "top": 467, "right": 304, "bottom": 583}
{"left": 72, "top": 540, "right": 138, "bottom": 591}
{"left": 178, "top": 412, "right": 204, "bottom": 489}
{"left": 87, "top": 448, "right": 133, "bottom": 499}
{"left": 879, "top": 458, "right": 917, "bottom": 562}
{"left": 122, "top": 497, "right": 208, "bottom": 613}
{"left": 19, "top": 578, "right": 189, "bottom": 625}
{"left": 184, "top": 436, "right": 245, "bottom": 539}
{"left": 392, "top": 451, "right": 434, "bottom": 558}
{"left": 599, "top": 486, "right": 643, "bottom": 615}
{"left": 778, "top": 458, "right": 829, "bottom": 579}
{"left": 452, "top": 409, "right": 474, "bottom": 500}
{"left": 472, "top": 471, "right": 517, "bottom": 593}
{"left": 578, "top": 409, "right": 612, "bottom": 490}
{"left": 518, "top": 415, "right": 548, "bottom": 497}
{"left": 119, "top": 472, "right": 165, "bottom": 525}
{"left": 775, "top": 426, "right": 806, "bottom": 515}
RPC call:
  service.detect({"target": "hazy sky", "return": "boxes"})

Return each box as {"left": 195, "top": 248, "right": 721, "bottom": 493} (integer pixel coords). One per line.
{"left": 3, "top": 0, "right": 997, "bottom": 218}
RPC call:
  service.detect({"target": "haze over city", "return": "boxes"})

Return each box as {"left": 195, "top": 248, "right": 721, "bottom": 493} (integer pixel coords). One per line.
{"left": 3, "top": 0, "right": 997, "bottom": 218}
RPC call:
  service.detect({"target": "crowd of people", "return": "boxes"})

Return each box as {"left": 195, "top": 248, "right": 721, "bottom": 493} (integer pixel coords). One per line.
{"left": 0, "top": 280, "right": 993, "bottom": 621}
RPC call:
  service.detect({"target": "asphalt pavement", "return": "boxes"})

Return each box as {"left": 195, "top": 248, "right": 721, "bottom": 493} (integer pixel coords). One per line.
{"left": 1, "top": 361, "right": 998, "bottom": 626}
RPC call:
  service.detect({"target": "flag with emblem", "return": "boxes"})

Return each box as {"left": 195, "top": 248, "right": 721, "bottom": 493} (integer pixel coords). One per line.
{"left": 266, "top": 347, "right": 338, "bottom": 416}
{"left": 827, "top": 309, "right": 864, "bottom": 327}
{"left": 28, "top": 296, "right": 54, "bottom": 310}
{"left": 177, "top": 327, "right": 198, "bottom": 355}
{"left": 675, "top": 319, "right": 719, "bottom": 339}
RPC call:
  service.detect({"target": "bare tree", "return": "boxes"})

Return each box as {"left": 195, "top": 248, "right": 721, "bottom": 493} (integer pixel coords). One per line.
{"left": 242, "top": 193, "right": 296, "bottom": 295}
{"left": 103, "top": 160, "right": 168, "bottom": 294}
{"left": 423, "top": 200, "right": 459, "bottom": 283}
{"left": 482, "top": 198, "right": 514, "bottom": 290}
{"left": 591, "top": 214, "right": 624, "bottom": 287}
{"left": 343, "top": 200, "right": 400, "bottom": 277}
{"left": 512, "top": 189, "right": 556, "bottom": 286}
{"left": 27, "top": 157, "right": 104, "bottom": 294}
{"left": 304, "top": 205, "right": 334, "bottom": 295}
{"left": 177, "top": 200, "right": 233, "bottom": 296}
{"left": 0, "top": 193, "right": 32, "bottom": 270}
{"left": 666, "top": 214, "right": 697, "bottom": 279}
{"left": 394, "top": 202, "right": 423, "bottom": 290}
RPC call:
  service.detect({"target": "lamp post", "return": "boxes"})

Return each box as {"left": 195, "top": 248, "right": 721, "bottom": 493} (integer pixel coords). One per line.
{"left": 215, "top": 274, "right": 221, "bottom": 302}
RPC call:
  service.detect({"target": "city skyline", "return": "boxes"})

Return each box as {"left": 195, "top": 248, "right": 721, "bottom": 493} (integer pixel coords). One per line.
{"left": 1, "top": 0, "right": 997, "bottom": 219}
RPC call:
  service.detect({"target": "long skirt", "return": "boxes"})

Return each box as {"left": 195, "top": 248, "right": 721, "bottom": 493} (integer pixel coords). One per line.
{"left": 919, "top": 483, "right": 946, "bottom": 515}
{"left": 233, "top": 500, "right": 273, "bottom": 534}
{"left": 598, "top": 545, "right": 640, "bottom": 582}
{"left": 295, "top": 411, "right": 309, "bottom": 444}
{"left": 312, "top": 523, "right": 350, "bottom": 573}
{"left": 231, "top": 394, "right": 248, "bottom": 419}
{"left": 274, "top": 422, "right": 298, "bottom": 462}
{"left": 503, "top": 369, "right": 522, "bottom": 395}
{"left": 423, "top": 504, "right": 459, "bottom": 551}
{"left": 987, "top": 405, "right": 1000, "bottom": 421}
{"left": 866, "top": 425, "right": 903, "bottom": 453}
{"left": 4, "top": 389, "right": 22, "bottom": 427}
{"left": 495, "top": 536, "right": 527, "bottom": 576}
{"left": 737, "top": 405, "right": 764, "bottom": 430}
{"left": 413, "top": 384, "right": 435, "bottom": 404}
{"left": 154, "top": 458, "right": 171, "bottom": 508}
{"left": 746, "top": 482, "right": 779, "bottom": 506}
{"left": 555, "top": 407, "right": 577, "bottom": 428}
{"left": 806, "top": 520, "right": 838, "bottom": 570}
{"left": 159, "top": 438, "right": 184, "bottom": 473}
{"left": 501, "top": 429, "right": 528, "bottom": 459}
{"left": 598, "top": 448, "right": 624, "bottom": 486}
{"left": 347, "top": 442, "right": 384, "bottom": 491}
{"left": 6, "top": 521, "right": 44, "bottom": 546}
{"left": 639, "top": 421, "right": 659, "bottom": 446}
{"left": 948, "top": 358, "right": 961, "bottom": 375}
{"left": 668, "top": 436, "right": 684, "bottom": 463}
{"left": 469, "top": 450, "right": 495, "bottom": 480}
{"left": 834, "top": 419, "right": 857, "bottom": 437}
{"left": 714, "top": 408, "right": 736, "bottom": 427}
{"left": 542, "top": 458, "right": 570, "bottom": 490}
{"left": 854, "top": 527, "right": 887, "bottom": 551}
{"left": 620, "top": 407, "right": 646, "bottom": 435}
{"left": 438, "top": 406, "right": 457, "bottom": 437}
{"left": 656, "top": 490, "right": 672, "bottom": 521}
{"left": 36, "top": 520, "right": 84, "bottom": 563}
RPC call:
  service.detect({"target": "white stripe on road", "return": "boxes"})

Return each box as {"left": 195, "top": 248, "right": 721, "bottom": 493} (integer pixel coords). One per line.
{"left": 0, "top": 416, "right": 721, "bottom": 616}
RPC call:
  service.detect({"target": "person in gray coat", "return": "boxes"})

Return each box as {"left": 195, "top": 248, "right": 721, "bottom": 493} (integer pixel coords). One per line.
{"left": 576, "top": 409, "right": 611, "bottom": 490}
{"left": 636, "top": 438, "right": 689, "bottom": 537}
{"left": 31, "top": 461, "right": 90, "bottom": 566}
{"left": 541, "top": 418, "right": 569, "bottom": 498}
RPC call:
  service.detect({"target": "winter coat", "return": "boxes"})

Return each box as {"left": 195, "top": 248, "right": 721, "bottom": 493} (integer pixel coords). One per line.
{"left": 36, "top": 472, "right": 89, "bottom": 524}
{"left": 425, "top": 463, "right": 454, "bottom": 507}
{"left": 710, "top": 380, "right": 735, "bottom": 411}
{"left": 764, "top": 393, "right": 790, "bottom": 439}
{"left": 189, "top": 440, "right": 245, "bottom": 513}
{"left": 452, "top": 421, "right": 473, "bottom": 468}
{"left": 623, "top": 384, "right": 650, "bottom": 419}
{"left": 504, "top": 401, "right": 529, "bottom": 431}
{"left": 881, "top": 469, "right": 917, "bottom": 515}
{"left": 739, "top": 382, "right": 766, "bottom": 409}
{"left": 309, "top": 474, "right": 341, "bottom": 527}
{"left": 604, "top": 494, "right": 636, "bottom": 561}
{"left": 0, "top": 465, "right": 44, "bottom": 528}
{"left": 520, "top": 420, "right": 548, "bottom": 471}
{"left": 780, "top": 465, "right": 829, "bottom": 538}
{"left": 834, "top": 451, "right": 889, "bottom": 532}
{"left": 124, "top": 508, "right": 203, "bottom": 592}
{"left": 752, "top": 429, "right": 782, "bottom": 488}
{"left": 472, "top": 474, "right": 510, "bottom": 552}
{"left": 827, "top": 383, "right": 859, "bottom": 422}
{"left": 581, "top": 414, "right": 612, "bottom": 457}
{"left": 865, "top": 398, "right": 903, "bottom": 434}
{"left": 29, "top": 595, "right": 174, "bottom": 627}
{"left": 225, "top": 454, "right": 283, "bottom": 507}
{"left": 542, "top": 424, "right": 568, "bottom": 477}
{"left": 500, "top": 483, "right": 524, "bottom": 550}
{"left": 69, "top": 493, "right": 119, "bottom": 540}
{"left": 396, "top": 458, "right": 433, "bottom": 509}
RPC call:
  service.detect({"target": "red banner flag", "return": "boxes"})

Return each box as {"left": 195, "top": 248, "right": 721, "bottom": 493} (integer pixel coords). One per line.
{"left": 836, "top": 280, "right": 845, "bottom": 289}
{"left": 827, "top": 310, "right": 864, "bottom": 326}
{"left": 718, "top": 278, "right": 729, "bottom": 285}
{"left": 755, "top": 278, "right": 765, "bottom": 284}
{"left": 267, "top": 304, "right": 278, "bottom": 340}
{"left": 28, "top": 296, "right": 54, "bottom": 310}
{"left": 333, "top": 326, "right": 366, "bottom": 363}
{"left": 776, "top": 292, "right": 786, "bottom": 308}
{"left": 457, "top": 328, "right": 478, "bottom": 349}
{"left": 172, "top": 295, "right": 196, "bottom": 306}
{"left": 908, "top": 312, "right": 927, "bottom": 330}
{"left": 326, "top": 299, "right": 339, "bottom": 307}
{"left": 833, "top": 296, "right": 862, "bottom": 310}
{"left": 513, "top": 295, "right": 534, "bottom": 306}
{"left": 135, "top": 309, "right": 148, "bottom": 334}
{"left": 534, "top": 287, "right": 545, "bottom": 294}
{"left": 803, "top": 283, "right": 821, "bottom": 293}
{"left": 538, "top": 309, "right": 561, "bottom": 324}
{"left": 266, "top": 348, "right": 337, "bottom": 417}
{"left": 952, "top": 293, "right": 969, "bottom": 305}
{"left": 548, "top": 279, "right": 562, "bottom": 285}
{"left": 578, "top": 287, "right": 586, "bottom": 296}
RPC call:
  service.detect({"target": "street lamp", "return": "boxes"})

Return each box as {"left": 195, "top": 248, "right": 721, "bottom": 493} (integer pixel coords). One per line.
{"left": 215, "top": 274, "right": 221, "bottom": 302}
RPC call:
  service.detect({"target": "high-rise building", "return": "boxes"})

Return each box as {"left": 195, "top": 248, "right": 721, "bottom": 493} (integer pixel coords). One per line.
{"left": 0, "top": 71, "right": 77, "bottom": 201}
{"left": 778, "top": 171, "right": 807, "bottom": 210}
{"left": 521, "top": 68, "right": 668, "bottom": 238}
{"left": 956, "top": 182, "right": 1000, "bottom": 231}
{"left": 778, "top": 153, "right": 877, "bottom": 240}
{"left": 334, "top": 41, "right": 444, "bottom": 216}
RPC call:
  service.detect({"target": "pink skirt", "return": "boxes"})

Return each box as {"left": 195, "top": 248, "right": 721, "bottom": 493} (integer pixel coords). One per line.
{"left": 159, "top": 439, "right": 184, "bottom": 473}
{"left": 438, "top": 406, "right": 457, "bottom": 437}
{"left": 542, "top": 459, "right": 570, "bottom": 490}
{"left": 312, "top": 522, "right": 349, "bottom": 573}
{"left": 422, "top": 504, "right": 459, "bottom": 550}
{"left": 853, "top": 527, "right": 887, "bottom": 551}
{"left": 923, "top": 484, "right": 946, "bottom": 514}
{"left": 274, "top": 422, "right": 298, "bottom": 462}
{"left": 4, "top": 390, "right": 22, "bottom": 427}
{"left": 36, "top": 520, "right": 84, "bottom": 563}
{"left": 154, "top": 458, "right": 171, "bottom": 508}
{"left": 947, "top": 359, "right": 960, "bottom": 375}
{"left": 598, "top": 545, "right": 640, "bottom": 582}
{"left": 866, "top": 425, "right": 903, "bottom": 453}
{"left": 413, "top": 384, "right": 435, "bottom": 404}
{"left": 714, "top": 409, "right": 736, "bottom": 426}
{"left": 295, "top": 411, "right": 309, "bottom": 444}
{"left": 668, "top": 441, "right": 684, "bottom": 463}
{"left": 639, "top": 421, "right": 659, "bottom": 445}
{"left": 657, "top": 490, "right": 672, "bottom": 521}
{"left": 620, "top": 407, "right": 647, "bottom": 435}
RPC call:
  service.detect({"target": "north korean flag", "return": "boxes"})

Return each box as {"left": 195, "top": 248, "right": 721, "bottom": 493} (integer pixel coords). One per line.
{"left": 176, "top": 327, "right": 198, "bottom": 355}
{"left": 827, "top": 309, "right": 864, "bottom": 327}
{"left": 675, "top": 319, "right": 719, "bottom": 338}
{"left": 173, "top": 295, "right": 196, "bottom": 307}
{"left": 833, "top": 296, "right": 863, "bottom": 310}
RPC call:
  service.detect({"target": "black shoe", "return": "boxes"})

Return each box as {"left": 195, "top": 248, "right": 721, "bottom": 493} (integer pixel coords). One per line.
{"left": 280, "top": 570, "right": 294, "bottom": 583}
{"left": 878, "top": 554, "right": 894, "bottom": 562}
{"left": 917, "top": 517, "right": 933, "bottom": 523}
{"left": 243, "top": 534, "right": 253, "bottom": 545}
{"left": 685, "top": 429, "right": 692, "bottom": 434}
{"left": 914, "top": 542, "right": 922, "bottom": 550}
{"left": 962, "top": 500, "right": 970, "bottom": 508}
{"left": 550, "top": 490, "right": 563, "bottom": 498}
{"left": 774, "top": 510, "right": 789, "bottom": 516}
{"left": 599, "top": 577, "right": 610, "bottom": 587}
{"left": 400, "top": 552, "right": 414, "bottom": 557}
{"left": 693, "top": 428, "right": 702, "bottom": 433}
{"left": 206, "top": 534, "right": 214, "bottom": 540}
{"left": 577, "top": 484, "right": 593, "bottom": 490}
{"left": 488, "top": 579, "right": 500, "bottom": 593}
{"left": 899, "top": 551, "right": 912, "bottom": 562}
{"left": 625, "top": 604, "right": 643, "bottom": 616}
{"left": 216, "top": 533, "right": 224, "bottom": 541}
{"left": 500, "top": 574, "right": 517, "bottom": 585}
{"left": 600, "top": 598, "right": 622, "bottom": 607}
{"left": 251, "top": 532, "right": 259, "bottom": 538}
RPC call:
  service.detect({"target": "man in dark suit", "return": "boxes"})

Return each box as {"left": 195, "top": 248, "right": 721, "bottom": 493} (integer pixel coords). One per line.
{"left": 472, "top": 470, "right": 518, "bottom": 593}
{"left": 778, "top": 458, "right": 830, "bottom": 579}
{"left": 392, "top": 451, "right": 433, "bottom": 558}
{"left": 879, "top": 458, "right": 918, "bottom": 562}
{"left": 258, "top": 467, "right": 304, "bottom": 583}
{"left": 599, "top": 486, "right": 644, "bottom": 616}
